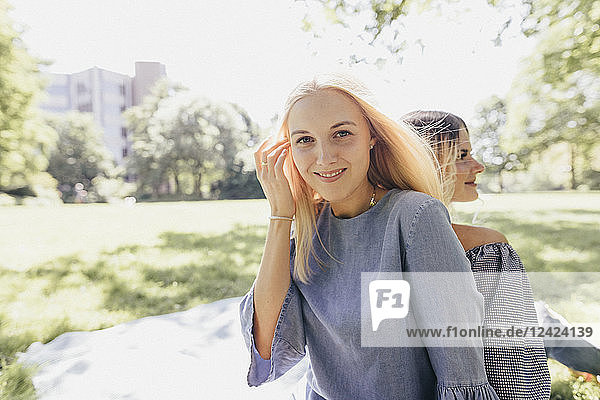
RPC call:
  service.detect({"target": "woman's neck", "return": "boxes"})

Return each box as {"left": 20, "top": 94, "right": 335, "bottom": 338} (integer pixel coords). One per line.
{"left": 330, "top": 183, "right": 377, "bottom": 219}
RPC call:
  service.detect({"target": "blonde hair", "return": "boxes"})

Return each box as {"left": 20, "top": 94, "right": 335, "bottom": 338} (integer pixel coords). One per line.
{"left": 277, "top": 74, "right": 444, "bottom": 283}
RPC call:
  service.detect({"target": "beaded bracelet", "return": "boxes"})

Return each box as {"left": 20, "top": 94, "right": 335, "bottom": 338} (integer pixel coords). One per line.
{"left": 269, "top": 215, "right": 294, "bottom": 221}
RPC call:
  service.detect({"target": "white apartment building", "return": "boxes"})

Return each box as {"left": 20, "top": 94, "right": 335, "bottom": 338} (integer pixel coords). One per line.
{"left": 40, "top": 61, "right": 166, "bottom": 176}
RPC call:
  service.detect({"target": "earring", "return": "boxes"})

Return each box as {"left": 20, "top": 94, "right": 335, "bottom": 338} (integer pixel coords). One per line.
{"left": 369, "top": 144, "right": 374, "bottom": 149}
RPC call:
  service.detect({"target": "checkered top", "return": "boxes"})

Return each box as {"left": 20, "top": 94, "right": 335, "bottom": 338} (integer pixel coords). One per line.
{"left": 466, "top": 242, "right": 551, "bottom": 400}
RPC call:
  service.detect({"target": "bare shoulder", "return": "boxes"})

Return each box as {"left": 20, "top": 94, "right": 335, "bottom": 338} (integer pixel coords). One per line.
{"left": 451, "top": 223, "right": 509, "bottom": 252}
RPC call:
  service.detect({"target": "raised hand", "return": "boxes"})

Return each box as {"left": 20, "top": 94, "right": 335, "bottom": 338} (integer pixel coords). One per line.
{"left": 254, "top": 135, "right": 295, "bottom": 218}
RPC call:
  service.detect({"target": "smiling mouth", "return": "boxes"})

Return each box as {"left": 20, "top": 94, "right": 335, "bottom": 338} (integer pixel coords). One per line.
{"left": 314, "top": 168, "right": 346, "bottom": 178}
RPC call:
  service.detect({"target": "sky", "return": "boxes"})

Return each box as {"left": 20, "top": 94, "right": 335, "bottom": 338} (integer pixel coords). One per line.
{"left": 9, "top": 0, "right": 537, "bottom": 128}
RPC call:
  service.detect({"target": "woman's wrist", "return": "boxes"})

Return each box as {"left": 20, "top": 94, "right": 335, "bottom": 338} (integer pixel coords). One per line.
{"left": 269, "top": 207, "right": 295, "bottom": 221}
{"left": 269, "top": 215, "right": 294, "bottom": 221}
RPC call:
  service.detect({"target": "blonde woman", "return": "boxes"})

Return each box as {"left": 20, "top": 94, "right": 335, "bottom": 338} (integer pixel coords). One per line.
{"left": 239, "top": 75, "right": 500, "bottom": 399}
{"left": 403, "top": 110, "right": 552, "bottom": 399}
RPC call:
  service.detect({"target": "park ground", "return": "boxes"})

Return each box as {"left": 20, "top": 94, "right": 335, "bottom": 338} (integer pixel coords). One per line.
{"left": 1, "top": 191, "right": 599, "bottom": 399}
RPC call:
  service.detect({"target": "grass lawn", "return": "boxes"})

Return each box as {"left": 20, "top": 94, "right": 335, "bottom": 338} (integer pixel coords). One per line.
{"left": 1, "top": 191, "right": 599, "bottom": 399}
{"left": 453, "top": 192, "right": 600, "bottom": 327}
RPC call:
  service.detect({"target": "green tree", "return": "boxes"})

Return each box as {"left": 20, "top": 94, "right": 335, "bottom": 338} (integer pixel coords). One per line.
{"left": 470, "top": 96, "right": 523, "bottom": 192}
{"left": 302, "top": 0, "right": 516, "bottom": 66}
{"left": 0, "top": 0, "right": 57, "bottom": 197}
{"left": 505, "top": 0, "right": 599, "bottom": 189}
{"left": 209, "top": 104, "right": 264, "bottom": 200}
{"left": 123, "top": 79, "right": 184, "bottom": 198}
{"left": 521, "top": 0, "right": 599, "bottom": 77}
{"left": 44, "top": 112, "right": 116, "bottom": 202}
{"left": 125, "top": 80, "right": 260, "bottom": 200}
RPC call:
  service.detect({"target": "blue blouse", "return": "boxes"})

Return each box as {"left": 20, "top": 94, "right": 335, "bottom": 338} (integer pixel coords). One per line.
{"left": 239, "top": 189, "right": 500, "bottom": 399}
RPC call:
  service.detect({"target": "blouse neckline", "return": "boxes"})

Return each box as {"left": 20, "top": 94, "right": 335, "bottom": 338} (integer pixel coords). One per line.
{"left": 327, "top": 188, "right": 397, "bottom": 223}
{"left": 465, "top": 241, "right": 513, "bottom": 255}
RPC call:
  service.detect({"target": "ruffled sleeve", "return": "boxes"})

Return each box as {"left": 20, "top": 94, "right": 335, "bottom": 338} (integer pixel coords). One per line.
{"left": 238, "top": 238, "right": 306, "bottom": 387}
{"left": 465, "top": 242, "right": 551, "bottom": 400}
{"left": 438, "top": 383, "right": 501, "bottom": 400}
{"left": 251, "top": 340, "right": 271, "bottom": 383}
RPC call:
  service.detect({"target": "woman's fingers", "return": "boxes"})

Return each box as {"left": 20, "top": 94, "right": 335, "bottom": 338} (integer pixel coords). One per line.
{"left": 254, "top": 135, "right": 274, "bottom": 169}
{"left": 274, "top": 143, "right": 289, "bottom": 179}
{"left": 264, "top": 142, "right": 288, "bottom": 172}
{"left": 264, "top": 139, "right": 289, "bottom": 159}
{"left": 254, "top": 136, "right": 288, "bottom": 164}
{"left": 260, "top": 140, "right": 289, "bottom": 169}
{"left": 252, "top": 138, "right": 295, "bottom": 217}
{"left": 256, "top": 135, "right": 273, "bottom": 152}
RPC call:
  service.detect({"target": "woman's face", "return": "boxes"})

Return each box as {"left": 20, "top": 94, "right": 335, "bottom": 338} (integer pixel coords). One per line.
{"left": 287, "top": 89, "right": 376, "bottom": 215}
{"left": 451, "top": 127, "right": 485, "bottom": 202}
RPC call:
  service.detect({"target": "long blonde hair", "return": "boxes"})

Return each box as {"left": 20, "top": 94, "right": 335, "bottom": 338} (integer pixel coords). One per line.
{"left": 277, "top": 74, "right": 444, "bottom": 283}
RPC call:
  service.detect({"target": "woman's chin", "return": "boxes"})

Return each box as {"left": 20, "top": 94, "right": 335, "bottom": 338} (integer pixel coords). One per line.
{"left": 467, "top": 191, "right": 480, "bottom": 202}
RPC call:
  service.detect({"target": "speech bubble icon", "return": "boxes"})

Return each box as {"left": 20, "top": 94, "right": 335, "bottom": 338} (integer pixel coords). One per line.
{"left": 369, "top": 280, "right": 410, "bottom": 331}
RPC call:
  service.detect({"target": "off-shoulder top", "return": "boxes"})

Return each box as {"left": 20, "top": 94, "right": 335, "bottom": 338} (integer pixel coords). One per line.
{"left": 465, "top": 242, "right": 551, "bottom": 400}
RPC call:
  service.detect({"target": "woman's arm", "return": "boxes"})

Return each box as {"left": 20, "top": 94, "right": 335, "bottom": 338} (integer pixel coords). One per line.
{"left": 240, "top": 135, "right": 306, "bottom": 386}
{"left": 253, "top": 219, "right": 293, "bottom": 359}
{"left": 403, "top": 198, "right": 500, "bottom": 398}
{"left": 536, "top": 300, "right": 600, "bottom": 375}
{"left": 239, "top": 229, "right": 306, "bottom": 386}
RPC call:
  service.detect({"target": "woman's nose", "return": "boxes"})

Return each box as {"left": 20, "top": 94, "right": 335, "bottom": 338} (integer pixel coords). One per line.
{"left": 316, "top": 143, "right": 337, "bottom": 165}
{"left": 473, "top": 159, "right": 485, "bottom": 173}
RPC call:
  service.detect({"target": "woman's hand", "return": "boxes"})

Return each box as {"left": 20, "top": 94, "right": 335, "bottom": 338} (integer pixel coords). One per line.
{"left": 254, "top": 135, "right": 295, "bottom": 218}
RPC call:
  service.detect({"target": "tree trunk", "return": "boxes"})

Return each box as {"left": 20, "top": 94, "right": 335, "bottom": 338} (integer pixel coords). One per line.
{"left": 173, "top": 170, "right": 181, "bottom": 195}
{"left": 570, "top": 143, "right": 577, "bottom": 190}
{"left": 194, "top": 172, "right": 202, "bottom": 199}
{"left": 498, "top": 170, "right": 504, "bottom": 193}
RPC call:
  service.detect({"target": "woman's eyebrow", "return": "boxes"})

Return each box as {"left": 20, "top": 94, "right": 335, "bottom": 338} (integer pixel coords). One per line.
{"left": 291, "top": 121, "right": 357, "bottom": 137}
{"left": 330, "top": 121, "right": 356, "bottom": 129}
{"left": 291, "top": 129, "right": 310, "bottom": 137}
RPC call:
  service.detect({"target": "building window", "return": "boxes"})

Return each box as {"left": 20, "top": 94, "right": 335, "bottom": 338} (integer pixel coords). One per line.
{"left": 77, "top": 82, "right": 87, "bottom": 94}
{"left": 121, "top": 127, "right": 127, "bottom": 138}
{"left": 120, "top": 105, "right": 126, "bottom": 112}
{"left": 78, "top": 102, "right": 92, "bottom": 112}
{"left": 120, "top": 83, "right": 126, "bottom": 96}
{"left": 122, "top": 148, "right": 128, "bottom": 157}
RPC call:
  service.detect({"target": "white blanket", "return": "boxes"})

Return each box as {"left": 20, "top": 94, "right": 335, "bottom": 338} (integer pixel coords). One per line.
{"left": 18, "top": 297, "right": 308, "bottom": 400}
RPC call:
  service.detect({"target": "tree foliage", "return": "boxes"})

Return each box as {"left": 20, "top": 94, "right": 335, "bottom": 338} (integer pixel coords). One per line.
{"left": 303, "top": 0, "right": 514, "bottom": 64}
{"left": 124, "top": 80, "right": 261, "bottom": 200}
{"left": 0, "top": 0, "right": 57, "bottom": 195}
{"left": 311, "top": 0, "right": 412, "bottom": 41}
{"left": 506, "top": 0, "right": 599, "bottom": 189}
{"left": 470, "top": 96, "right": 523, "bottom": 191}
{"left": 44, "top": 112, "right": 117, "bottom": 202}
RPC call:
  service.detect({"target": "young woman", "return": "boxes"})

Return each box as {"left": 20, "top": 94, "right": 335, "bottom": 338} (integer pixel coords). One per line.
{"left": 403, "top": 110, "right": 552, "bottom": 400}
{"left": 239, "top": 75, "right": 500, "bottom": 399}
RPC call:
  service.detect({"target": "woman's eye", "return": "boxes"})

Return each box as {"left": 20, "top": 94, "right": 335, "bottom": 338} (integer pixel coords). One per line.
{"left": 296, "top": 136, "right": 313, "bottom": 144}
{"left": 295, "top": 131, "right": 351, "bottom": 144}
